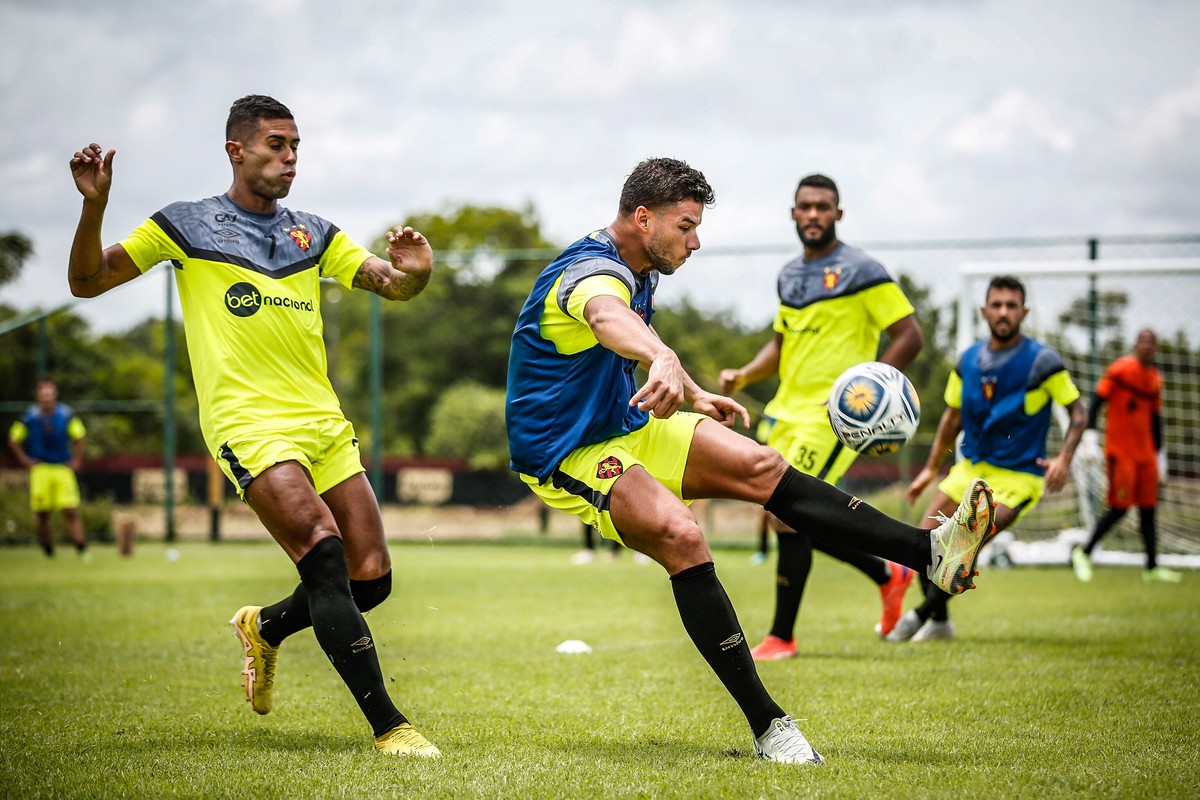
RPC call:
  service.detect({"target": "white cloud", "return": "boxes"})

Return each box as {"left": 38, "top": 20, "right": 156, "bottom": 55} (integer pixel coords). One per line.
{"left": 945, "top": 87, "right": 1076, "bottom": 155}
{"left": 1118, "top": 69, "right": 1200, "bottom": 154}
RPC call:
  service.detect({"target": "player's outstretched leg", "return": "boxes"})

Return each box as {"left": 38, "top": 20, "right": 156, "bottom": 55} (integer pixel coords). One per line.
{"left": 926, "top": 479, "right": 995, "bottom": 595}
{"left": 754, "top": 716, "right": 824, "bottom": 764}
{"left": 229, "top": 605, "right": 279, "bottom": 715}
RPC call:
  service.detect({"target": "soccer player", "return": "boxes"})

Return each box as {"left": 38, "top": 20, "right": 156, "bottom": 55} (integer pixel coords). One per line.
{"left": 718, "top": 174, "right": 923, "bottom": 659}
{"left": 8, "top": 376, "right": 89, "bottom": 559}
{"left": 505, "top": 157, "right": 996, "bottom": 764}
{"left": 1072, "top": 328, "right": 1181, "bottom": 583}
{"left": 67, "top": 95, "right": 439, "bottom": 756}
{"left": 895, "top": 275, "right": 1087, "bottom": 641}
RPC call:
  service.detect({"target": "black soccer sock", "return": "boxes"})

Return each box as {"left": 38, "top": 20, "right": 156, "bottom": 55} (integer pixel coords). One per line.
{"left": 765, "top": 466, "right": 929, "bottom": 572}
{"left": 671, "top": 562, "right": 785, "bottom": 738}
{"left": 915, "top": 574, "right": 950, "bottom": 622}
{"left": 1083, "top": 507, "right": 1126, "bottom": 556}
{"left": 297, "top": 538, "right": 406, "bottom": 737}
{"left": 815, "top": 542, "right": 891, "bottom": 585}
{"left": 259, "top": 571, "right": 394, "bottom": 648}
{"left": 769, "top": 533, "right": 812, "bottom": 642}
{"left": 1139, "top": 507, "right": 1158, "bottom": 570}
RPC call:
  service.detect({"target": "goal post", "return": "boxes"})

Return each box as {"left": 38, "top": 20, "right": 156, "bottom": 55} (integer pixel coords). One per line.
{"left": 956, "top": 258, "right": 1200, "bottom": 568}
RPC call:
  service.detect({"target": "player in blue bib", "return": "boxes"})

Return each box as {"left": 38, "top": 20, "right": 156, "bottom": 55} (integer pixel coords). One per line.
{"left": 894, "top": 275, "right": 1086, "bottom": 642}
{"left": 7, "top": 376, "right": 89, "bottom": 558}
{"left": 506, "top": 157, "right": 999, "bottom": 764}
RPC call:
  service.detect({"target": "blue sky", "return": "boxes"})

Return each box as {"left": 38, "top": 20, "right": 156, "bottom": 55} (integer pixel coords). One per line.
{"left": 2, "top": 0, "right": 1198, "bottom": 331}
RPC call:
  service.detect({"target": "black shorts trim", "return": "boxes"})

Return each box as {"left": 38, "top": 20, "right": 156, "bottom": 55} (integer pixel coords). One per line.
{"left": 815, "top": 440, "right": 845, "bottom": 482}
{"left": 219, "top": 443, "right": 254, "bottom": 490}
{"left": 550, "top": 468, "right": 611, "bottom": 514}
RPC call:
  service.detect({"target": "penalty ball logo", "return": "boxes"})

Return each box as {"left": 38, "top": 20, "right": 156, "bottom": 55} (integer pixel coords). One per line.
{"left": 842, "top": 377, "right": 882, "bottom": 420}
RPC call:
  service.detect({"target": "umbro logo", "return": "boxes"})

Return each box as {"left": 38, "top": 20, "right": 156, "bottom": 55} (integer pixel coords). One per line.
{"left": 719, "top": 632, "right": 744, "bottom": 651}
{"left": 351, "top": 636, "right": 374, "bottom": 654}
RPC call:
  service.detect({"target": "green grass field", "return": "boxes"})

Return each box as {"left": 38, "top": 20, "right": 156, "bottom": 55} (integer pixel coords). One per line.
{"left": 2, "top": 541, "right": 1197, "bottom": 799}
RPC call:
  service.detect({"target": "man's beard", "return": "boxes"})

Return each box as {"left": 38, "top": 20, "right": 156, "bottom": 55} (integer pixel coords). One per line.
{"left": 798, "top": 220, "right": 836, "bottom": 250}
{"left": 988, "top": 321, "right": 1019, "bottom": 343}
{"left": 645, "top": 236, "right": 680, "bottom": 275}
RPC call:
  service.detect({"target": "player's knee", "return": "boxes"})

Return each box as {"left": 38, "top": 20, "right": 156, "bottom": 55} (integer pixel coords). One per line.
{"left": 658, "top": 517, "right": 708, "bottom": 559}
{"left": 351, "top": 570, "right": 392, "bottom": 612}
{"left": 745, "top": 445, "right": 789, "bottom": 495}
{"left": 296, "top": 536, "right": 350, "bottom": 590}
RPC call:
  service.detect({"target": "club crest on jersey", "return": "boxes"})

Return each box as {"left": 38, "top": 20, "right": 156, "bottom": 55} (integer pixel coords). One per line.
{"left": 981, "top": 375, "right": 997, "bottom": 401}
{"left": 823, "top": 267, "right": 842, "bottom": 290}
{"left": 596, "top": 456, "right": 624, "bottom": 479}
{"left": 283, "top": 224, "right": 311, "bottom": 251}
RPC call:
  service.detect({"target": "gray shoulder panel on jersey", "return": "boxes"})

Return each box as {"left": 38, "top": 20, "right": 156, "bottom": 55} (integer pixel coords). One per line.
{"left": 777, "top": 243, "right": 897, "bottom": 309}
{"left": 557, "top": 257, "right": 637, "bottom": 317}
{"left": 153, "top": 197, "right": 332, "bottom": 279}
{"left": 1028, "top": 342, "right": 1069, "bottom": 388}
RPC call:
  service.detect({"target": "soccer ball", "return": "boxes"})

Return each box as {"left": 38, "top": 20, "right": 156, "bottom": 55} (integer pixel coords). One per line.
{"left": 827, "top": 362, "right": 920, "bottom": 456}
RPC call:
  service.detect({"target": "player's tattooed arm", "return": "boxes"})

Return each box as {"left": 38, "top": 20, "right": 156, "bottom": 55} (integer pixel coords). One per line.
{"left": 353, "top": 225, "right": 433, "bottom": 301}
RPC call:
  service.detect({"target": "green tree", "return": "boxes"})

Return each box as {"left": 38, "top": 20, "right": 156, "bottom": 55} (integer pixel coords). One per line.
{"left": 425, "top": 381, "right": 509, "bottom": 469}
{"left": 325, "top": 204, "right": 559, "bottom": 456}
{"left": 0, "top": 231, "right": 33, "bottom": 287}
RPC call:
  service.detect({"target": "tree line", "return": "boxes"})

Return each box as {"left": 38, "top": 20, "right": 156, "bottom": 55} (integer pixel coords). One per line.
{"left": 4, "top": 210, "right": 1187, "bottom": 472}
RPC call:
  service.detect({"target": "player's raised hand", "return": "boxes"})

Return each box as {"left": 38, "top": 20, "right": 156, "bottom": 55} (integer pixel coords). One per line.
{"left": 385, "top": 225, "right": 433, "bottom": 276}
{"left": 70, "top": 143, "right": 115, "bottom": 201}
{"left": 692, "top": 391, "right": 750, "bottom": 429}
{"left": 718, "top": 368, "right": 746, "bottom": 395}
{"left": 631, "top": 351, "right": 686, "bottom": 419}
{"left": 903, "top": 465, "right": 936, "bottom": 505}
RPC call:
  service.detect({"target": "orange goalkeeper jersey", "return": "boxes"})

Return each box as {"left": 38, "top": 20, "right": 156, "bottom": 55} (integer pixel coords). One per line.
{"left": 1096, "top": 354, "right": 1161, "bottom": 461}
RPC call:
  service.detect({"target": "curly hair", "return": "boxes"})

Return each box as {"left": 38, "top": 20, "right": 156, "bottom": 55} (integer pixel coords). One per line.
{"left": 618, "top": 158, "right": 714, "bottom": 215}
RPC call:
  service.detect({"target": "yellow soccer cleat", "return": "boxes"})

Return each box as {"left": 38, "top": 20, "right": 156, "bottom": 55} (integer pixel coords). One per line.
{"left": 927, "top": 478, "right": 995, "bottom": 595}
{"left": 374, "top": 723, "right": 442, "bottom": 757}
{"left": 228, "top": 605, "right": 278, "bottom": 715}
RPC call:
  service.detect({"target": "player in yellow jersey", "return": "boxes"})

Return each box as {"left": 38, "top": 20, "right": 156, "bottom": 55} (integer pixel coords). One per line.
{"left": 720, "top": 175, "right": 923, "bottom": 659}
{"left": 67, "top": 95, "right": 439, "bottom": 756}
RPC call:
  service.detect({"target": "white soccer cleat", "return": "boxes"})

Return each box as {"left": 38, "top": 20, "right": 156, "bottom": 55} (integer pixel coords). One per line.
{"left": 927, "top": 479, "right": 995, "bottom": 595}
{"left": 910, "top": 618, "right": 954, "bottom": 642}
{"left": 883, "top": 609, "right": 924, "bottom": 642}
{"left": 1071, "top": 546, "right": 1093, "bottom": 582}
{"left": 754, "top": 716, "right": 824, "bottom": 765}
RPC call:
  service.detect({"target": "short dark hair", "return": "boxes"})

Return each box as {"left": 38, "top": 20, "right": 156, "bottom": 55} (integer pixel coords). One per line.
{"left": 796, "top": 173, "right": 839, "bottom": 205}
{"left": 226, "top": 95, "right": 293, "bottom": 142}
{"left": 35, "top": 374, "right": 56, "bottom": 389}
{"left": 618, "top": 158, "right": 714, "bottom": 215}
{"left": 986, "top": 275, "right": 1026, "bottom": 304}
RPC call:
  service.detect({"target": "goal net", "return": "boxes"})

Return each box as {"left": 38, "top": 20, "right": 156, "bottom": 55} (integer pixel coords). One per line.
{"left": 955, "top": 258, "right": 1200, "bottom": 568}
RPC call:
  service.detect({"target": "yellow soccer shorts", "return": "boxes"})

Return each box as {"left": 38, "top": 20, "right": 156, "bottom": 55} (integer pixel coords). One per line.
{"left": 216, "top": 416, "right": 364, "bottom": 499}
{"left": 939, "top": 458, "right": 1044, "bottom": 524}
{"left": 767, "top": 416, "right": 859, "bottom": 485}
{"left": 29, "top": 463, "right": 82, "bottom": 513}
{"left": 520, "top": 411, "right": 706, "bottom": 545}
